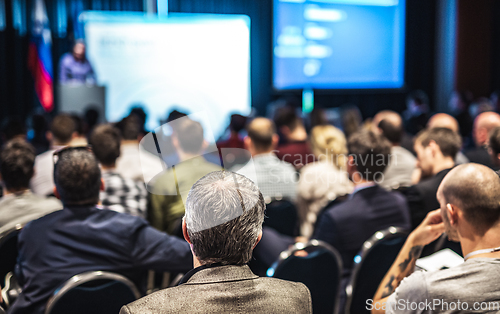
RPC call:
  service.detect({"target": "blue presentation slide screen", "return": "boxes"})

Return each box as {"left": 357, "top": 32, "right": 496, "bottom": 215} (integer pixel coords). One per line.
{"left": 273, "top": 0, "right": 405, "bottom": 90}
{"left": 82, "top": 12, "right": 251, "bottom": 139}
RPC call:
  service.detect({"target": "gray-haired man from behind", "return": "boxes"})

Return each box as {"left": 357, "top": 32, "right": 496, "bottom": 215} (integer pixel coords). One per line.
{"left": 121, "top": 170, "right": 312, "bottom": 314}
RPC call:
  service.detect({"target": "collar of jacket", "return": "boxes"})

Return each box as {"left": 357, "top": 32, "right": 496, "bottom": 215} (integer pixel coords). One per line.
{"left": 179, "top": 264, "right": 258, "bottom": 285}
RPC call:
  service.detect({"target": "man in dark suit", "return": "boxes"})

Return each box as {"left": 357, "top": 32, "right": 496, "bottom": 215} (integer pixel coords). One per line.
{"left": 121, "top": 171, "right": 312, "bottom": 314}
{"left": 313, "top": 129, "right": 411, "bottom": 277}
{"left": 10, "top": 147, "right": 192, "bottom": 314}
{"left": 401, "top": 127, "right": 461, "bottom": 229}
{"left": 465, "top": 111, "right": 500, "bottom": 169}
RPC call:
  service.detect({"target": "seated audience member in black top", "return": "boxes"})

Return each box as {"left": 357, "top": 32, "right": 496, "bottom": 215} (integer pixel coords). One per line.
{"left": 465, "top": 111, "right": 500, "bottom": 169}
{"left": 121, "top": 171, "right": 312, "bottom": 314}
{"left": 9, "top": 148, "right": 192, "bottom": 314}
{"left": 313, "top": 129, "right": 411, "bottom": 277}
{"left": 401, "top": 128, "right": 461, "bottom": 229}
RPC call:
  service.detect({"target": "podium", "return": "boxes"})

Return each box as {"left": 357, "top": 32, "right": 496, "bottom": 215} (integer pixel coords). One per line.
{"left": 56, "top": 85, "right": 106, "bottom": 123}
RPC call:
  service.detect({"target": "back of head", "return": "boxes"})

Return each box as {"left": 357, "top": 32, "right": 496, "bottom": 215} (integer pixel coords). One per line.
{"left": 116, "top": 115, "right": 141, "bottom": 141}
{"left": 440, "top": 163, "right": 500, "bottom": 231}
{"left": 341, "top": 105, "right": 362, "bottom": 139}
{"left": 0, "top": 140, "right": 36, "bottom": 191}
{"left": 475, "top": 111, "right": 500, "bottom": 135}
{"left": 347, "top": 129, "right": 392, "bottom": 181}
{"left": 229, "top": 114, "right": 247, "bottom": 133}
{"left": 427, "top": 113, "right": 460, "bottom": 133}
{"left": 489, "top": 126, "right": 500, "bottom": 156}
{"left": 310, "top": 125, "right": 348, "bottom": 169}
{"left": 1, "top": 117, "right": 26, "bottom": 140}
{"left": 54, "top": 148, "right": 101, "bottom": 206}
{"left": 378, "top": 118, "right": 403, "bottom": 144}
{"left": 247, "top": 117, "right": 276, "bottom": 152}
{"left": 416, "top": 127, "right": 462, "bottom": 159}
{"left": 176, "top": 119, "right": 204, "bottom": 154}
{"left": 184, "top": 170, "right": 265, "bottom": 265}
{"left": 273, "top": 106, "right": 300, "bottom": 132}
{"left": 51, "top": 114, "right": 76, "bottom": 144}
{"left": 89, "top": 124, "right": 121, "bottom": 166}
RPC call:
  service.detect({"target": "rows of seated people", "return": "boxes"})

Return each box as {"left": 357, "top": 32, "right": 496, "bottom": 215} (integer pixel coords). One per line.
{"left": 1, "top": 90, "right": 500, "bottom": 314}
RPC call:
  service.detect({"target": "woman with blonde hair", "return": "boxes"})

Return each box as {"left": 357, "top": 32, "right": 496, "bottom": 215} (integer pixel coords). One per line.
{"left": 297, "top": 125, "right": 353, "bottom": 238}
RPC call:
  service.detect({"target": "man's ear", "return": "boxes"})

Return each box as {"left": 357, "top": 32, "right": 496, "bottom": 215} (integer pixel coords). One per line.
{"left": 100, "top": 178, "right": 105, "bottom": 192}
{"left": 446, "top": 203, "right": 458, "bottom": 225}
{"left": 252, "top": 231, "right": 262, "bottom": 250}
{"left": 243, "top": 136, "right": 251, "bottom": 150}
{"left": 53, "top": 186, "right": 61, "bottom": 199}
{"left": 46, "top": 131, "right": 53, "bottom": 142}
{"left": 271, "top": 134, "right": 279, "bottom": 148}
{"left": 182, "top": 219, "right": 191, "bottom": 244}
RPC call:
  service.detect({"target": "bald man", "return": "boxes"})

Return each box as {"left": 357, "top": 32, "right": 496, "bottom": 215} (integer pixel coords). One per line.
{"left": 372, "top": 163, "right": 500, "bottom": 314}
{"left": 427, "top": 113, "right": 469, "bottom": 165}
{"left": 465, "top": 111, "right": 500, "bottom": 169}
{"left": 373, "top": 111, "right": 416, "bottom": 190}
{"left": 233, "top": 117, "right": 297, "bottom": 201}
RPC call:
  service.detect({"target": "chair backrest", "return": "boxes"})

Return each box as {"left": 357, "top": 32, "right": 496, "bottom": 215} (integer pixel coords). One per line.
{"left": 263, "top": 198, "right": 298, "bottom": 237}
{"left": 269, "top": 240, "right": 343, "bottom": 314}
{"left": 45, "top": 271, "right": 141, "bottom": 314}
{"left": 0, "top": 224, "right": 24, "bottom": 288}
{"left": 344, "top": 227, "right": 408, "bottom": 314}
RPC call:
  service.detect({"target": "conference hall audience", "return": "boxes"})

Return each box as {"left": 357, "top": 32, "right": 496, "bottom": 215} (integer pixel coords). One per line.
{"left": 372, "top": 163, "right": 500, "bottom": 314}
{"left": 296, "top": 125, "right": 353, "bottom": 238}
{"left": 313, "top": 129, "right": 411, "bottom": 278}
{"left": 273, "top": 106, "right": 313, "bottom": 169}
{"left": 30, "top": 114, "right": 79, "bottom": 196}
{"left": 448, "top": 90, "right": 473, "bottom": 142}
{"left": 70, "top": 114, "right": 89, "bottom": 146}
{"left": 401, "top": 127, "right": 461, "bottom": 229}
{"left": 216, "top": 114, "right": 249, "bottom": 168}
{"left": 373, "top": 110, "right": 416, "bottom": 190}
{"left": 89, "top": 124, "right": 147, "bottom": 218}
{"left": 465, "top": 111, "right": 500, "bottom": 169}
{"left": 234, "top": 117, "right": 297, "bottom": 202}
{"left": 427, "top": 113, "right": 469, "bottom": 165}
{"left": 10, "top": 147, "right": 192, "bottom": 314}
{"left": 121, "top": 171, "right": 312, "bottom": 314}
{"left": 149, "top": 118, "right": 221, "bottom": 234}
{"left": 115, "top": 115, "right": 162, "bottom": 183}
{"left": 0, "top": 140, "right": 61, "bottom": 234}
{"left": 29, "top": 114, "right": 50, "bottom": 155}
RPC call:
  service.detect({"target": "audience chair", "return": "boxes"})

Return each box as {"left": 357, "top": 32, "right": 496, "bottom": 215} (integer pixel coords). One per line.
{"left": 344, "top": 227, "right": 408, "bottom": 314}
{"left": 263, "top": 198, "right": 298, "bottom": 237}
{"left": 0, "top": 224, "right": 24, "bottom": 288}
{"left": 268, "top": 240, "right": 343, "bottom": 314}
{"left": 44, "top": 271, "right": 141, "bottom": 314}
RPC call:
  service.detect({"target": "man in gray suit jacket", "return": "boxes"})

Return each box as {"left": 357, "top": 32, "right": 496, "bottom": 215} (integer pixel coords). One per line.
{"left": 121, "top": 170, "right": 312, "bottom": 314}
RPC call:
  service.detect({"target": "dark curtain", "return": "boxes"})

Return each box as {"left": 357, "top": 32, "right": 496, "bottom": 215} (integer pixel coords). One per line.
{"left": 1, "top": 0, "right": 438, "bottom": 123}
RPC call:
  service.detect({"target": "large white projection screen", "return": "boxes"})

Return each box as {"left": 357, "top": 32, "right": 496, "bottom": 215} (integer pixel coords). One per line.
{"left": 82, "top": 12, "right": 251, "bottom": 139}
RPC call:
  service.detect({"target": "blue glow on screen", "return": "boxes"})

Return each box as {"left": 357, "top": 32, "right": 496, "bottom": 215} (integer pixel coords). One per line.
{"left": 273, "top": 0, "right": 405, "bottom": 89}
{"left": 82, "top": 11, "right": 251, "bottom": 138}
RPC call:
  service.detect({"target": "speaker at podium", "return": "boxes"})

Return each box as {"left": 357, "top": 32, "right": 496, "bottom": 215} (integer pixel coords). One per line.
{"left": 56, "top": 84, "right": 106, "bottom": 123}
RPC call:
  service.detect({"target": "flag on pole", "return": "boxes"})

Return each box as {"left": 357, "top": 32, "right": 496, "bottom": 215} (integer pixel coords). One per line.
{"left": 28, "top": 0, "right": 53, "bottom": 112}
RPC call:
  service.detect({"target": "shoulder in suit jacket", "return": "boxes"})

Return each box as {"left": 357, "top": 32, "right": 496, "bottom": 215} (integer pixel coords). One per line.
{"left": 121, "top": 264, "right": 312, "bottom": 314}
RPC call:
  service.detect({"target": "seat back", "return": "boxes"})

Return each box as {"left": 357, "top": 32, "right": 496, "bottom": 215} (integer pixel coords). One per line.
{"left": 263, "top": 199, "right": 298, "bottom": 237}
{"left": 0, "top": 225, "right": 23, "bottom": 288}
{"left": 45, "top": 271, "right": 140, "bottom": 314}
{"left": 345, "top": 227, "right": 408, "bottom": 314}
{"left": 269, "top": 240, "right": 343, "bottom": 314}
